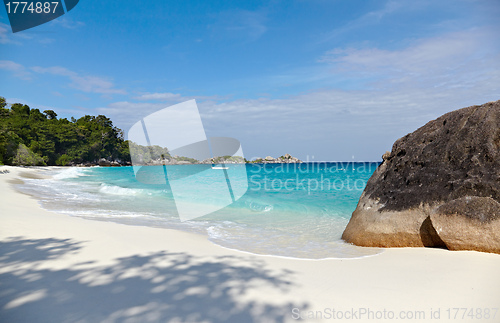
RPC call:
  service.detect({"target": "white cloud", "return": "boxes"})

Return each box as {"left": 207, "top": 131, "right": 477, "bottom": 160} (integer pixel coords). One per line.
{"left": 31, "top": 66, "right": 126, "bottom": 95}
{"left": 37, "top": 38, "right": 56, "bottom": 45}
{"left": 99, "top": 83, "right": 498, "bottom": 160}
{"left": 134, "top": 92, "right": 183, "bottom": 101}
{"left": 0, "top": 60, "right": 32, "bottom": 80}
{"left": 319, "top": 0, "right": 406, "bottom": 43}
{"left": 97, "top": 101, "right": 168, "bottom": 133}
{"left": 133, "top": 92, "right": 227, "bottom": 103}
{"left": 209, "top": 9, "right": 267, "bottom": 42}
{"left": 0, "top": 22, "right": 22, "bottom": 45}
{"left": 228, "top": 10, "right": 267, "bottom": 41}
{"left": 0, "top": 23, "right": 13, "bottom": 44}
{"left": 98, "top": 28, "right": 499, "bottom": 160}
{"left": 322, "top": 30, "right": 482, "bottom": 70}
{"left": 48, "top": 17, "right": 85, "bottom": 29}
{"left": 0, "top": 22, "right": 53, "bottom": 45}
{"left": 319, "top": 28, "right": 500, "bottom": 92}
{"left": 199, "top": 29, "right": 499, "bottom": 125}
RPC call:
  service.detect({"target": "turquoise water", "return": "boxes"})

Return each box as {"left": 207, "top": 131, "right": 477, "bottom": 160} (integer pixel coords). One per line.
{"left": 17, "top": 163, "right": 382, "bottom": 259}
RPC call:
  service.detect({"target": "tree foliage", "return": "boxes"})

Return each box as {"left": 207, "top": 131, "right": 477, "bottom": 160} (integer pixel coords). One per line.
{"left": 12, "top": 143, "right": 46, "bottom": 166}
{"left": 0, "top": 97, "right": 131, "bottom": 166}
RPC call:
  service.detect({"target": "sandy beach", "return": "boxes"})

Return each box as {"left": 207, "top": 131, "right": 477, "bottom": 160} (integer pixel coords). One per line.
{"left": 1, "top": 166, "right": 499, "bottom": 322}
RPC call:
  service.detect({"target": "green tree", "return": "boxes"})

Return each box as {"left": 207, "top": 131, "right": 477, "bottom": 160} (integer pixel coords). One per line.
{"left": 0, "top": 96, "right": 137, "bottom": 166}
{"left": 43, "top": 110, "right": 58, "bottom": 120}
{"left": 11, "top": 143, "right": 46, "bottom": 166}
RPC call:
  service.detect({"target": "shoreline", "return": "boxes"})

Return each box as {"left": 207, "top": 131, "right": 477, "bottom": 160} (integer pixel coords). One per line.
{"left": 1, "top": 165, "right": 500, "bottom": 322}
{"left": 10, "top": 165, "right": 380, "bottom": 260}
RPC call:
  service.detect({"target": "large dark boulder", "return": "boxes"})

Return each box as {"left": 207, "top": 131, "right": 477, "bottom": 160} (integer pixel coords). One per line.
{"left": 342, "top": 100, "right": 500, "bottom": 253}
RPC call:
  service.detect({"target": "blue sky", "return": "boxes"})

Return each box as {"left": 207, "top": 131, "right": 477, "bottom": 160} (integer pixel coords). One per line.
{"left": 1, "top": 0, "right": 499, "bottom": 161}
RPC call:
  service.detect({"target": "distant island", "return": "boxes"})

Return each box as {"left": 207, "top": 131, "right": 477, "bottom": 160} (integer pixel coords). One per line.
{"left": 133, "top": 154, "right": 302, "bottom": 166}
{"left": 0, "top": 97, "right": 302, "bottom": 167}
{"left": 247, "top": 154, "right": 302, "bottom": 164}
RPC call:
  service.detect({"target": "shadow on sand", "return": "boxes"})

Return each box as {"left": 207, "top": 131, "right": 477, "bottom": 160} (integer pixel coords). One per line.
{"left": 0, "top": 237, "right": 308, "bottom": 322}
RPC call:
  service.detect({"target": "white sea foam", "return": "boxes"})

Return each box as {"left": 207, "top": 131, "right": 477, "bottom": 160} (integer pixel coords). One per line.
{"left": 207, "top": 226, "right": 225, "bottom": 239}
{"left": 61, "top": 209, "right": 154, "bottom": 218}
{"left": 53, "top": 167, "right": 88, "bottom": 179}
{"left": 206, "top": 222, "right": 243, "bottom": 241}
{"left": 99, "top": 184, "right": 144, "bottom": 196}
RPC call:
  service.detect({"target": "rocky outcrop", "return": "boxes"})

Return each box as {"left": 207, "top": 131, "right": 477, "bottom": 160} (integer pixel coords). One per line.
{"left": 96, "top": 159, "right": 126, "bottom": 167}
{"left": 200, "top": 156, "right": 246, "bottom": 164}
{"left": 131, "top": 155, "right": 198, "bottom": 166}
{"left": 430, "top": 197, "right": 500, "bottom": 253}
{"left": 98, "top": 158, "right": 111, "bottom": 167}
{"left": 251, "top": 154, "right": 303, "bottom": 164}
{"left": 342, "top": 100, "right": 500, "bottom": 253}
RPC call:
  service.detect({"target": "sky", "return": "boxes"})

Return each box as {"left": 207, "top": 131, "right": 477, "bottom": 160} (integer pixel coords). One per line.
{"left": 1, "top": 0, "right": 499, "bottom": 161}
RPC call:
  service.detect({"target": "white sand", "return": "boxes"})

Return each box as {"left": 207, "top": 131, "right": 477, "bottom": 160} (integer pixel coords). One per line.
{"left": 1, "top": 165, "right": 499, "bottom": 322}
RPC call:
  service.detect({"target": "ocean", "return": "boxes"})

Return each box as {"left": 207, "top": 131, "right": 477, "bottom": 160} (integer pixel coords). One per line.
{"left": 16, "top": 162, "right": 382, "bottom": 259}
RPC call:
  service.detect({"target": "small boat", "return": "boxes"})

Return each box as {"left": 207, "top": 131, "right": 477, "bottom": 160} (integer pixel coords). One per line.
{"left": 212, "top": 166, "right": 229, "bottom": 170}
